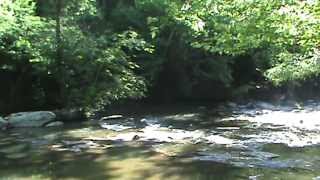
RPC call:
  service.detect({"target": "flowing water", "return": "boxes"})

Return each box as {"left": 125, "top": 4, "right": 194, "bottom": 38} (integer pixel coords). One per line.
{"left": 1, "top": 101, "right": 320, "bottom": 180}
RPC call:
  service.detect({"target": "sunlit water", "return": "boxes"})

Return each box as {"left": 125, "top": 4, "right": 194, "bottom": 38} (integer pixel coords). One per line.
{"left": 1, "top": 101, "right": 320, "bottom": 179}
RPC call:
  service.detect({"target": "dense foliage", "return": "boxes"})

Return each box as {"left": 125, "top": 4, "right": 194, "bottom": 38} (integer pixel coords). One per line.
{"left": 0, "top": 0, "right": 319, "bottom": 113}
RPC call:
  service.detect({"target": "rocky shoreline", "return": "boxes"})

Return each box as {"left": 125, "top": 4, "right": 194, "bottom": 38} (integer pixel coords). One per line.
{"left": 0, "top": 109, "right": 85, "bottom": 130}
{"left": 0, "top": 99, "right": 313, "bottom": 131}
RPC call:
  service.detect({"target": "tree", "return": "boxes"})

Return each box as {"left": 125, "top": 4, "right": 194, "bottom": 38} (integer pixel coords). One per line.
{"left": 1, "top": 0, "right": 320, "bottom": 113}
{"left": 0, "top": 0, "right": 150, "bottom": 113}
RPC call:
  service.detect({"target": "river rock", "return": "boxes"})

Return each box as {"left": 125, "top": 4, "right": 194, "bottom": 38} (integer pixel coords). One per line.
{"left": 7, "top": 111, "right": 56, "bottom": 127}
{"left": 0, "top": 116, "right": 6, "bottom": 123}
{"left": 100, "top": 115, "right": 123, "bottom": 121}
{"left": 45, "top": 121, "right": 64, "bottom": 127}
{"left": 0, "top": 117, "right": 9, "bottom": 129}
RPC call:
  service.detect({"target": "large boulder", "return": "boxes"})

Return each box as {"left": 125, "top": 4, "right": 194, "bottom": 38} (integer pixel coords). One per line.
{"left": 0, "top": 117, "right": 9, "bottom": 130}
{"left": 7, "top": 111, "right": 56, "bottom": 127}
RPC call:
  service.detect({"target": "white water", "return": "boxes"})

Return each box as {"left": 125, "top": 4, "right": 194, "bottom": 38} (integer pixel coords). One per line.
{"left": 98, "top": 101, "right": 320, "bottom": 168}
{"left": 101, "top": 101, "right": 320, "bottom": 147}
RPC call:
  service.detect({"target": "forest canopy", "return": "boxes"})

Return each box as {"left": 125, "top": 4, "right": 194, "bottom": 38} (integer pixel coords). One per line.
{"left": 0, "top": 0, "right": 319, "bottom": 113}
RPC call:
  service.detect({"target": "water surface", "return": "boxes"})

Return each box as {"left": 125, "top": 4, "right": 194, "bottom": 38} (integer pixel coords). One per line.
{"left": 1, "top": 101, "right": 320, "bottom": 180}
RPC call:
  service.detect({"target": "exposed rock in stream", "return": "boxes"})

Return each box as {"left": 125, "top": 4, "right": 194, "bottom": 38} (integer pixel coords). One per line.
{"left": 6, "top": 111, "right": 56, "bottom": 128}
{"left": 2, "top": 109, "right": 86, "bottom": 129}
{"left": 2, "top": 100, "right": 320, "bottom": 173}
{"left": 0, "top": 117, "right": 9, "bottom": 130}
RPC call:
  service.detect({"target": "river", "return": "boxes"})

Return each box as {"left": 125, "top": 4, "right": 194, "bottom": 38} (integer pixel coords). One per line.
{"left": 1, "top": 100, "right": 320, "bottom": 179}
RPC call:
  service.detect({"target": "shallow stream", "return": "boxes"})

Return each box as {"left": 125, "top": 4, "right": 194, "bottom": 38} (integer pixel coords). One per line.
{"left": 1, "top": 101, "right": 320, "bottom": 179}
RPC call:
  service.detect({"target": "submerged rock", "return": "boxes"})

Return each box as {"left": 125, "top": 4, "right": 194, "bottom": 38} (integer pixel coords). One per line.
{"left": 7, "top": 111, "right": 56, "bottom": 128}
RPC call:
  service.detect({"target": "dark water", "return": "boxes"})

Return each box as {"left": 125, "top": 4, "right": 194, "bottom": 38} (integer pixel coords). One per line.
{"left": 1, "top": 102, "right": 320, "bottom": 180}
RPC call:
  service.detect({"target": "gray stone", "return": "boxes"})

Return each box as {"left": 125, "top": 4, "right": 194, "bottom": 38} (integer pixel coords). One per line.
{"left": 45, "top": 121, "right": 64, "bottom": 127}
{"left": 100, "top": 115, "right": 123, "bottom": 121}
{"left": 7, "top": 111, "right": 56, "bottom": 127}
{"left": 0, "top": 117, "right": 8, "bottom": 129}
{"left": 0, "top": 117, "right": 6, "bottom": 123}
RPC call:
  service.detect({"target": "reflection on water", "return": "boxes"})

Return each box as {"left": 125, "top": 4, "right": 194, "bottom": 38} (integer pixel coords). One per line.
{"left": 1, "top": 101, "right": 320, "bottom": 179}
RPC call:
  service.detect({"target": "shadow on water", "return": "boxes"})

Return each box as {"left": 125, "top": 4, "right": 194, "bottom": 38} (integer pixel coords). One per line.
{"left": 0, "top": 138, "right": 242, "bottom": 179}
{"left": 0, "top": 127, "right": 252, "bottom": 180}
{"left": 0, "top": 127, "right": 116, "bottom": 179}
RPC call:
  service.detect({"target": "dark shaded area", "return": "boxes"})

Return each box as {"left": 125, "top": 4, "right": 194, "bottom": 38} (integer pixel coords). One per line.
{"left": 0, "top": 69, "right": 62, "bottom": 115}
